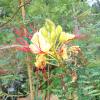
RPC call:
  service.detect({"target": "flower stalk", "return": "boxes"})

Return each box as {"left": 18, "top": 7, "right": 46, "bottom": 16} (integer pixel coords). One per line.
{"left": 19, "top": 0, "right": 34, "bottom": 100}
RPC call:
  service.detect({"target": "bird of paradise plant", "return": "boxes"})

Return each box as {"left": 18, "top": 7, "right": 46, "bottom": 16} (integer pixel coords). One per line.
{"left": 28, "top": 19, "right": 79, "bottom": 70}
{"left": 14, "top": 19, "right": 86, "bottom": 100}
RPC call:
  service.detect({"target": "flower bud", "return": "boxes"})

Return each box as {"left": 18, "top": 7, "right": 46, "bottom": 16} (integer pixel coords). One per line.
{"left": 45, "top": 19, "right": 55, "bottom": 32}
{"left": 56, "top": 25, "right": 62, "bottom": 36}
{"left": 40, "top": 27, "right": 48, "bottom": 38}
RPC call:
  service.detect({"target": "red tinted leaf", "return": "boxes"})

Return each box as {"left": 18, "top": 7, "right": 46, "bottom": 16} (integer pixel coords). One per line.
{"left": 14, "top": 25, "right": 30, "bottom": 37}
{"left": 42, "top": 67, "right": 46, "bottom": 73}
{"left": 16, "top": 46, "right": 31, "bottom": 52}
{"left": 13, "top": 28, "right": 21, "bottom": 36}
{"left": 29, "top": 23, "right": 37, "bottom": 33}
{"left": 16, "top": 37, "right": 29, "bottom": 45}
{"left": 27, "top": 34, "right": 32, "bottom": 40}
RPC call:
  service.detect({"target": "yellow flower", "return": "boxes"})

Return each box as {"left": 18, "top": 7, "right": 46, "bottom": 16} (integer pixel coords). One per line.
{"left": 29, "top": 20, "right": 76, "bottom": 55}
{"left": 29, "top": 32, "right": 51, "bottom": 54}
{"left": 69, "top": 46, "right": 81, "bottom": 55}
{"left": 35, "top": 54, "right": 46, "bottom": 69}
{"left": 56, "top": 25, "right": 62, "bottom": 36}
{"left": 59, "top": 32, "right": 75, "bottom": 43}
{"left": 58, "top": 44, "right": 68, "bottom": 60}
{"left": 39, "top": 27, "right": 48, "bottom": 38}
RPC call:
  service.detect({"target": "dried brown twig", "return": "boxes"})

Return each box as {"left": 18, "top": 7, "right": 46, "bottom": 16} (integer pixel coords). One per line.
{"left": 0, "top": 44, "right": 28, "bottom": 50}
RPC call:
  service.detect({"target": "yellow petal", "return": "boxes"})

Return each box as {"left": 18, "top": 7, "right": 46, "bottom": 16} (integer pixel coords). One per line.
{"left": 51, "top": 31, "right": 56, "bottom": 41}
{"left": 39, "top": 27, "right": 48, "bottom": 38}
{"left": 45, "top": 19, "right": 55, "bottom": 32}
{"left": 29, "top": 32, "right": 51, "bottom": 53}
{"left": 59, "top": 32, "right": 75, "bottom": 43}
{"left": 58, "top": 44, "right": 68, "bottom": 60}
{"left": 35, "top": 54, "right": 46, "bottom": 69}
{"left": 56, "top": 25, "right": 62, "bottom": 35}
{"left": 69, "top": 46, "right": 81, "bottom": 55}
{"left": 29, "top": 44, "right": 41, "bottom": 54}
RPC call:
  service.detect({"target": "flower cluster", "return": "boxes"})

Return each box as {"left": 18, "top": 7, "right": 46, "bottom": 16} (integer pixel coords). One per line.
{"left": 14, "top": 19, "right": 81, "bottom": 72}
{"left": 29, "top": 19, "right": 80, "bottom": 70}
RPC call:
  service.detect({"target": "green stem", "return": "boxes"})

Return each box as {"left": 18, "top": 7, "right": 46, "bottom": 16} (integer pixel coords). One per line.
{"left": 27, "top": 56, "right": 34, "bottom": 100}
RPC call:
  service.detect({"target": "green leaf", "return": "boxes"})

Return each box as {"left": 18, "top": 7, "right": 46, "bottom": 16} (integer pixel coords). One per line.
{"left": 88, "top": 90, "right": 100, "bottom": 95}
{"left": 83, "top": 86, "right": 94, "bottom": 91}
